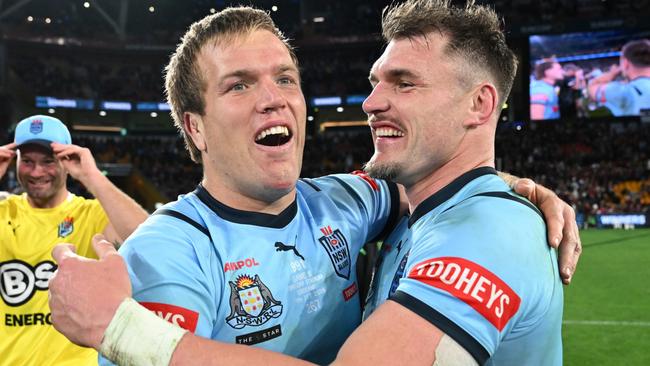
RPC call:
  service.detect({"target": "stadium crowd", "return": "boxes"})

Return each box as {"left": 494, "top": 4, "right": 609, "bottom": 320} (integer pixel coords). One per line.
{"left": 2, "top": 121, "right": 647, "bottom": 220}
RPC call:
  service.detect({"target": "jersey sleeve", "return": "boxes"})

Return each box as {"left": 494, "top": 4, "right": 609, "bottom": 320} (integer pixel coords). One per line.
{"left": 310, "top": 172, "right": 400, "bottom": 244}
{"left": 597, "top": 81, "right": 632, "bottom": 114}
{"left": 529, "top": 82, "right": 551, "bottom": 106}
{"left": 390, "top": 195, "right": 555, "bottom": 363}
{"left": 86, "top": 199, "right": 109, "bottom": 237}
{"left": 118, "top": 213, "right": 222, "bottom": 338}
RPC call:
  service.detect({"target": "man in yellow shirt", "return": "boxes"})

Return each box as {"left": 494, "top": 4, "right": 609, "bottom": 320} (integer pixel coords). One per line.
{"left": 0, "top": 115, "right": 148, "bottom": 365}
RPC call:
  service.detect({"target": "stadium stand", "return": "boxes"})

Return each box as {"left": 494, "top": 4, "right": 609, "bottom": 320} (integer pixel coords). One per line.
{"left": 0, "top": 0, "right": 649, "bottom": 221}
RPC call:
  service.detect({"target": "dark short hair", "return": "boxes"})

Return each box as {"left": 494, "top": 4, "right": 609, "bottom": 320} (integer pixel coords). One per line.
{"left": 165, "top": 7, "right": 297, "bottom": 163}
{"left": 622, "top": 39, "right": 650, "bottom": 68}
{"left": 381, "top": 0, "right": 518, "bottom": 106}
{"left": 534, "top": 59, "right": 558, "bottom": 80}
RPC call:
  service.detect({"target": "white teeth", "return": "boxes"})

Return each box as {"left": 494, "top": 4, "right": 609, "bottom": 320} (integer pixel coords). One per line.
{"left": 375, "top": 127, "right": 404, "bottom": 137}
{"left": 256, "top": 126, "right": 290, "bottom": 141}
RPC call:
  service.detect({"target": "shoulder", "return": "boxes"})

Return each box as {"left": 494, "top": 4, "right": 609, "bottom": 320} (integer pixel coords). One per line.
{"left": 299, "top": 173, "right": 394, "bottom": 201}
{"left": 122, "top": 200, "right": 201, "bottom": 252}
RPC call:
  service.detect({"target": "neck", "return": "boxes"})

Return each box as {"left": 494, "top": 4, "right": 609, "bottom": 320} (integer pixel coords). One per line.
{"left": 201, "top": 177, "right": 296, "bottom": 215}
{"left": 627, "top": 67, "right": 650, "bottom": 80}
{"left": 27, "top": 189, "right": 69, "bottom": 209}
{"left": 405, "top": 130, "right": 495, "bottom": 212}
{"left": 542, "top": 77, "right": 556, "bottom": 86}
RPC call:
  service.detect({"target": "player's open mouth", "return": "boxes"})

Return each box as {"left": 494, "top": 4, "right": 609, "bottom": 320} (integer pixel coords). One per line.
{"left": 375, "top": 127, "right": 404, "bottom": 138}
{"left": 255, "top": 125, "right": 292, "bottom": 146}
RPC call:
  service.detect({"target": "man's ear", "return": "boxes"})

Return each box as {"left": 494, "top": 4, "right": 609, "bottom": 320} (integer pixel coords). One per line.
{"left": 464, "top": 83, "right": 498, "bottom": 128}
{"left": 183, "top": 112, "right": 207, "bottom": 151}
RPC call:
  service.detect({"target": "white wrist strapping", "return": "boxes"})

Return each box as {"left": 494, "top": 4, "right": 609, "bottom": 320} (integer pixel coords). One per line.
{"left": 99, "top": 297, "right": 187, "bottom": 366}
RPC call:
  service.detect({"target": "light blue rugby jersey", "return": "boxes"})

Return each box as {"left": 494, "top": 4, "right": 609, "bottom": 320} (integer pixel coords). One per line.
{"left": 116, "top": 173, "right": 399, "bottom": 364}
{"left": 530, "top": 79, "right": 560, "bottom": 119}
{"left": 364, "top": 167, "right": 563, "bottom": 365}
{"left": 596, "top": 76, "right": 650, "bottom": 116}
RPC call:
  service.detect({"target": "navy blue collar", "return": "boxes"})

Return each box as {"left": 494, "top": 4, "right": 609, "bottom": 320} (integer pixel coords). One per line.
{"left": 408, "top": 167, "right": 498, "bottom": 228}
{"left": 194, "top": 184, "right": 297, "bottom": 228}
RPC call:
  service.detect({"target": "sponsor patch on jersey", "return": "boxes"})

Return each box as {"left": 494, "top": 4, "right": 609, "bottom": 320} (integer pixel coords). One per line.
{"left": 223, "top": 257, "right": 260, "bottom": 273}
{"left": 0, "top": 260, "right": 57, "bottom": 307}
{"left": 235, "top": 324, "right": 282, "bottom": 345}
{"left": 342, "top": 282, "right": 358, "bottom": 301}
{"left": 318, "top": 226, "right": 351, "bottom": 279}
{"left": 408, "top": 257, "right": 520, "bottom": 331}
{"left": 140, "top": 302, "right": 199, "bottom": 332}
{"left": 226, "top": 274, "right": 283, "bottom": 329}
{"left": 351, "top": 170, "right": 380, "bottom": 191}
{"left": 57, "top": 216, "right": 74, "bottom": 238}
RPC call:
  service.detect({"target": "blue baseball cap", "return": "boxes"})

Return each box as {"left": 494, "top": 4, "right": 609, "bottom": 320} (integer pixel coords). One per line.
{"left": 14, "top": 115, "right": 72, "bottom": 151}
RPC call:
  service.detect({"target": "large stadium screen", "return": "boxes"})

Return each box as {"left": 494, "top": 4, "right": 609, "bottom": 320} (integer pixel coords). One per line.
{"left": 528, "top": 29, "right": 650, "bottom": 121}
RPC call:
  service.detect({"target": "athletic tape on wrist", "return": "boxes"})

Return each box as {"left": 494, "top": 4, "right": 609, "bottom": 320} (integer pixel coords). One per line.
{"left": 99, "top": 297, "right": 187, "bottom": 366}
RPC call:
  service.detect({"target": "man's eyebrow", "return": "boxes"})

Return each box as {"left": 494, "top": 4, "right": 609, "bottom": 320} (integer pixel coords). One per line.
{"left": 369, "top": 68, "right": 419, "bottom": 83}
{"left": 386, "top": 68, "right": 419, "bottom": 80}
{"left": 218, "top": 69, "right": 255, "bottom": 82}
{"left": 277, "top": 64, "right": 299, "bottom": 74}
{"left": 218, "top": 64, "right": 299, "bottom": 83}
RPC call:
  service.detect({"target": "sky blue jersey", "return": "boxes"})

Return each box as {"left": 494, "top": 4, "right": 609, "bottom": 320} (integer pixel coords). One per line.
{"left": 364, "top": 167, "right": 563, "bottom": 365}
{"left": 112, "top": 174, "right": 398, "bottom": 365}
{"left": 530, "top": 79, "right": 560, "bottom": 119}
{"left": 596, "top": 76, "right": 650, "bottom": 116}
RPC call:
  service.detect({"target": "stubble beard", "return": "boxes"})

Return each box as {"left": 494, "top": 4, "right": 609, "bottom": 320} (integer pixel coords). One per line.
{"left": 363, "top": 158, "right": 402, "bottom": 182}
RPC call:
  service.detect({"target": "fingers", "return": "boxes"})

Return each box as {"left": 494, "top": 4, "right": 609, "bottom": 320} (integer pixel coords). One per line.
{"left": 51, "top": 244, "right": 78, "bottom": 263}
{"left": 51, "top": 143, "right": 84, "bottom": 161}
{"left": 92, "top": 234, "right": 119, "bottom": 259}
{"left": 544, "top": 201, "right": 564, "bottom": 249}
{"left": 0, "top": 143, "right": 17, "bottom": 158}
{"left": 557, "top": 206, "right": 582, "bottom": 285}
{"left": 512, "top": 178, "right": 536, "bottom": 202}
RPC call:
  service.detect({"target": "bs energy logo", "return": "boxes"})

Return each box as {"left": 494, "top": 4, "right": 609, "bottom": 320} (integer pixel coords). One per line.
{"left": 0, "top": 260, "right": 57, "bottom": 306}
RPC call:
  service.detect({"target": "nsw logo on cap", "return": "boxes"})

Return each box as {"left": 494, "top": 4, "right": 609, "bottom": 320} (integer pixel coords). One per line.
{"left": 29, "top": 120, "right": 43, "bottom": 135}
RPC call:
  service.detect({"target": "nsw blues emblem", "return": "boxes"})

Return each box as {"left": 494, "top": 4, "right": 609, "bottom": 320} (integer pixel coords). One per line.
{"left": 58, "top": 216, "right": 74, "bottom": 238}
{"left": 318, "top": 226, "right": 351, "bottom": 279}
{"left": 226, "top": 274, "right": 282, "bottom": 329}
{"left": 30, "top": 119, "right": 43, "bottom": 134}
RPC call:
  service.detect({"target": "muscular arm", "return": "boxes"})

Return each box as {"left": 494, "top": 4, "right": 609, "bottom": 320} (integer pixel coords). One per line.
{"left": 587, "top": 65, "right": 621, "bottom": 101}
{"left": 49, "top": 238, "right": 473, "bottom": 366}
{"left": 52, "top": 142, "right": 148, "bottom": 242}
{"left": 171, "top": 300, "right": 471, "bottom": 366}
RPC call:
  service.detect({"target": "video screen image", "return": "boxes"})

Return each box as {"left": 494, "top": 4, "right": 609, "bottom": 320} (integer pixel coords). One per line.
{"left": 529, "top": 29, "right": 650, "bottom": 120}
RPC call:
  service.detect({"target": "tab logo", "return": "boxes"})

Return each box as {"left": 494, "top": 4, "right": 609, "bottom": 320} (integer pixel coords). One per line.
{"left": 140, "top": 302, "right": 199, "bottom": 332}
{"left": 408, "top": 257, "right": 520, "bottom": 331}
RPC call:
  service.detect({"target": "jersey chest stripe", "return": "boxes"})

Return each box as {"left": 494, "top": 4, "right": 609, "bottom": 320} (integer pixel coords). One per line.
{"left": 299, "top": 178, "right": 321, "bottom": 192}
{"left": 470, "top": 192, "right": 543, "bottom": 221}
{"left": 153, "top": 208, "right": 212, "bottom": 240}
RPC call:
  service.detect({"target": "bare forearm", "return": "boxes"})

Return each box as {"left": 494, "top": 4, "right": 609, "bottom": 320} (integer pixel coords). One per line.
{"left": 171, "top": 333, "right": 315, "bottom": 366}
{"left": 587, "top": 69, "right": 619, "bottom": 99}
{"left": 82, "top": 171, "right": 148, "bottom": 240}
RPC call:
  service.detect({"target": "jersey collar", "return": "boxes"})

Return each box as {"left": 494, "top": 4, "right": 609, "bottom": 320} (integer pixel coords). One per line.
{"left": 193, "top": 184, "right": 298, "bottom": 228}
{"left": 408, "top": 166, "right": 498, "bottom": 228}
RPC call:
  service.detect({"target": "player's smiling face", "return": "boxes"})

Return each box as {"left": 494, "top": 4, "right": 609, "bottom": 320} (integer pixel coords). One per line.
{"left": 17, "top": 144, "right": 67, "bottom": 206}
{"left": 362, "top": 33, "right": 471, "bottom": 187}
{"left": 191, "top": 30, "right": 306, "bottom": 208}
